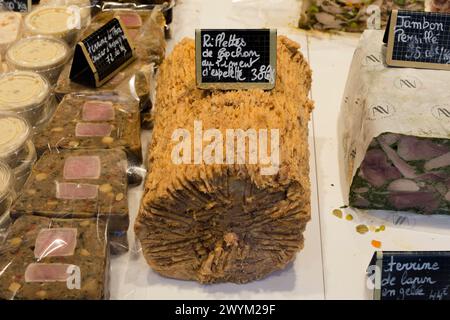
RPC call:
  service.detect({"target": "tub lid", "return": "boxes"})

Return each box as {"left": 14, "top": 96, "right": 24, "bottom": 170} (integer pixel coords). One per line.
{"left": 0, "top": 71, "right": 50, "bottom": 110}
{"left": 0, "top": 114, "right": 31, "bottom": 159}
{"left": 25, "top": 6, "right": 77, "bottom": 35}
{"left": 6, "top": 36, "right": 70, "bottom": 70}
{"left": 0, "top": 160, "right": 13, "bottom": 199}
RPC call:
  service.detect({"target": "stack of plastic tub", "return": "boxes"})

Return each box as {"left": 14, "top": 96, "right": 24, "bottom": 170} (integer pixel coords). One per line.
{"left": 0, "top": 160, "right": 15, "bottom": 226}
{"left": 0, "top": 115, "right": 36, "bottom": 194}
{"left": 0, "top": 71, "right": 54, "bottom": 130}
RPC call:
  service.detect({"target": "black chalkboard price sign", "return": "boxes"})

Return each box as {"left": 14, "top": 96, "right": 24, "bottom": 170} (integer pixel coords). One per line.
{"left": 195, "top": 29, "right": 277, "bottom": 90}
{"left": 384, "top": 10, "right": 450, "bottom": 70}
{"left": 367, "top": 251, "right": 450, "bottom": 300}
{"left": 0, "top": 0, "right": 31, "bottom": 12}
{"left": 69, "top": 18, "right": 136, "bottom": 88}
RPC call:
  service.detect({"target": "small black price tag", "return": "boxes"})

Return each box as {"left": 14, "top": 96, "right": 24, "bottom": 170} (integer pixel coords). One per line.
{"left": 368, "top": 251, "right": 450, "bottom": 300}
{"left": 0, "top": 0, "right": 30, "bottom": 12}
{"left": 384, "top": 10, "right": 450, "bottom": 70}
{"left": 195, "top": 29, "right": 277, "bottom": 90}
{"left": 69, "top": 17, "right": 136, "bottom": 88}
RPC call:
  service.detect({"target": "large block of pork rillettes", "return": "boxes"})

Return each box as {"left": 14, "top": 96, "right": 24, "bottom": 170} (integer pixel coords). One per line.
{"left": 135, "top": 36, "right": 314, "bottom": 284}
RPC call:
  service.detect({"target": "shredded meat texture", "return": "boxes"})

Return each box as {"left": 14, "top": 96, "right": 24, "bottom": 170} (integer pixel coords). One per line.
{"left": 135, "top": 37, "right": 314, "bottom": 284}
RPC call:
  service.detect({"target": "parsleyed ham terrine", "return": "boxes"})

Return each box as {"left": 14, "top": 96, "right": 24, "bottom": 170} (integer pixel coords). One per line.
{"left": 341, "top": 31, "right": 450, "bottom": 216}
{"left": 350, "top": 133, "right": 450, "bottom": 214}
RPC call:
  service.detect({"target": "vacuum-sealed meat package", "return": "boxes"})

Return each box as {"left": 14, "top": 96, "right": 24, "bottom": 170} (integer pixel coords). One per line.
{"left": 37, "top": 0, "right": 93, "bottom": 28}
{"left": 55, "top": 60, "right": 154, "bottom": 115}
{"left": 33, "top": 93, "right": 142, "bottom": 165}
{"left": 101, "top": 0, "right": 175, "bottom": 34}
{"left": 10, "top": 148, "right": 130, "bottom": 252}
{"left": 0, "top": 215, "right": 109, "bottom": 299}
{"left": 54, "top": 7, "right": 164, "bottom": 126}
{"left": 299, "top": 0, "right": 425, "bottom": 33}
{"left": 341, "top": 30, "right": 450, "bottom": 215}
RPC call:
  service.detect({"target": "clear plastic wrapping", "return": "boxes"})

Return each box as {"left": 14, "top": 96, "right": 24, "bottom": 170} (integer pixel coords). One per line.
{"left": 0, "top": 71, "right": 55, "bottom": 129}
{"left": 0, "top": 10, "right": 23, "bottom": 58}
{"left": 55, "top": 60, "right": 155, "bottom": 117}
{"left": 101, "top": 1, "right": 175, "bottom": 32}
{"left": 299, "top": 0, "right": 425, "bottom": 33}
{"left": 0, "top": 161, "right": 15, "bottom": 226}
{"left": 0, "top": 215, "right": 110, "bottom": 299}
{"left": 0, "top": 114, "right": 36, "bottom": 194}
{"left": 53, "top": 5, "right": 165, "bottom": 127}
{"left": 33, "top": 92, "right": 142, "bottom": 166}
{"left": 13, "top": 140, "right": 37, "bottom": 194}
{"left": 5, "top": 36, "right": 71, "bottom": 85}
{"left": 10, "top": 148, "right": 131, "bottom": 254}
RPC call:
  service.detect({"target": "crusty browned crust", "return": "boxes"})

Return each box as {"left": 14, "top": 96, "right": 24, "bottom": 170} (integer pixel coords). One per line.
{"left": 135, "top": 36, "right": 314, "bottom": 284}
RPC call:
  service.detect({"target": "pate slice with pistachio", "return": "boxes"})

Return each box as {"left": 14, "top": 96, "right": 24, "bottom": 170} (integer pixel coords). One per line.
{"left": 0, "top": 216, "right": 108, "bottom": 300}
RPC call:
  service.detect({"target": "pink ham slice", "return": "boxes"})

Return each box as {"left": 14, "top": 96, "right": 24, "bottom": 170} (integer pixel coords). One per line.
{"left": 378, "top": 138, "right": 417, "bottom": 179}
{"left": 25, "top": 263, "right": 74, "bottom": 282}
{"left": 75, "top": 123, "right": 112, "bottom": 137}
{"left": 127, "top": 29, "right": 139, "bottom": 40}
{"left": 388, "top": 191, "right": 441, "bottom": 214}
{"left": 359, "top": 149, "right": 402, "bottom": 187}
{"left": 34, "top": 228, "right": 78, "bottom": 260}
{"left": 397, "top": 136, "right": 448, "bottom": 161}
{"left": 118, "top": 13, "right": 142, "bottom": 28}
{"left": 63, "top": 156, "right": 101, "bottom": 180}
{"left": 424, "top": 152, "right": 450, "bottom": 171}
{"left": 82, "top": 101, "right": 115, "bottom": 121}
{"left": 56, "top": 183, "right": 98, "bottom": 200}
